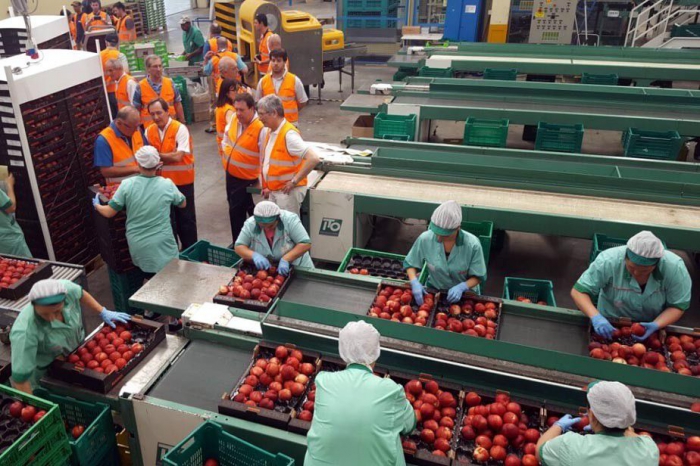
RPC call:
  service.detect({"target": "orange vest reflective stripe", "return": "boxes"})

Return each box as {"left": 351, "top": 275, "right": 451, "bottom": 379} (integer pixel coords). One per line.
{"left": 216, "top": 103, "right": 234, "bottom": 153}
{"left": 139, "top": 77, "right": 176, "bottom": 126}
{"left": 84, "top": 11, "right": 109, "bottom": 30}
{"left": 223, "top": 116, "right": 263, "bottom": 180}
{"left": 258, "top": 30, "right": 272, "bottom": 74}
{"left": 209, "top": 37, "right": 233, "bottom": 52}
{"left": 261, "top": 121, "right": 306, "bottom": 190}
{"left": 261, "top": 72, "right": 299, "bottom": 123}
{"left": 100, "top": 125, "right": 144, "bottom": 185}
{"left": 145, "top": 120, "right": 195, "bottom": 185}
{"left": 115, "top": 14, "right": 136, "bottom": 42}
{"left": 100, "top": 48, "right": 120, "bottom": 93}
{"left": 212, "top": 51, "right": 239, "bottom": 82}
{"left": 115, "top": 73, "right": 135, "bottom": 109}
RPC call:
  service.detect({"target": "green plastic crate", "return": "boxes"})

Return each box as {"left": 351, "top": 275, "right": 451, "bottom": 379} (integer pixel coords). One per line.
{"left": 392, "top": 67, "right": 418, "bottom": 81}
{"left": 337, "top": 247, "right": 428, "bottom": 281}
{"left": 34, "top": 389, "right": 117, "bottom": 466}
{"left": 374, "top": 112, "right": 417, "bottom": 141}
{"left": 483, "top": 68, "right": 517, "bottom": 81}
{"left": 463, "top": 117, "right": 509, "bottom": 148}
{"left": 108, "top": 267, "right": 146, "bottom": 314}
{"left": 535, "top": 122, "right": 584, "bottom": 153}
{"left": 173, "top": 76, "right": 193, "bottom": 124}
{"left": 418, "top": 66, "right": 454, "bottom": 78}
{"left": 622, "top": 128, "right": 683, "bottom": 160}
{"left": 163, "top": 420, "right": 294, "bottom": 466}
{"left": 462, "top": 220, "right": 494, "bottom": 265}
{"left": 581, "top": 73, "right": 619, "bottom": 85}
{"left": 0, "top": 384, "right": 71, "bottom": 466}
{"left": 179, "top": 240, "right": 240, "bottom": 267}
{"left": 503, "top": 277, "right": 556, "bottom": 306}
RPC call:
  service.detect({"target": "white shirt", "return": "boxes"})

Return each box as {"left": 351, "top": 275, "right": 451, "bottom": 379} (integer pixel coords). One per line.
{"left": 159, "top": 118, "right": 191, "bottom": 153}
{"left": 261, "top": 119, "right": 309, "bottom": 179}
{"left": 255, "top": 71, "right": 309, "bottom": 105}
{"left": 222, "top": 113, "right": 265, "bottom": 153}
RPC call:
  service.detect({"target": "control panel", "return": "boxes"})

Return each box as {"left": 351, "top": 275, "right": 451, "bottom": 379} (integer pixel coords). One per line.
{"left": 528, "top": 0, "right": 576, "bottom": 44}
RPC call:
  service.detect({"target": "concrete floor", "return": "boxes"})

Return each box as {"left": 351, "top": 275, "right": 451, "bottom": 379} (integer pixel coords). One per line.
{"left": 83, "top": 3, "right": 699, "bottom": 333}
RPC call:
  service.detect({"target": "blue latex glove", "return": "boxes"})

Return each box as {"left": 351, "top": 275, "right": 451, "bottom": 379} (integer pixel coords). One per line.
{"left": 591, "top": 314, "right": 615, "bottom": 340}
{"left": 446, "top": 282, "right": 469, "bottom": 303}
{"left": 410, "top": 278, "right": 426, "bottom": 306}
{"left": 99, "top": 307, "right": 131, "bottom": 328}
{"left": 278, "top": 259, "right": 290, "bottom": 276}
{"left": 554, "top": 414, "right": 581, "bottom": 433}
{"left": 92, "top": 192, "right": 100, "bottom": 209}
{"left": 632, "top": 322, "right": 659, "bottom": 341}
{"left": 583, "top": 424, "right": 593, "bottom": 433}
{"left": 252, "top": 252, "right": 270, "bottom": 270}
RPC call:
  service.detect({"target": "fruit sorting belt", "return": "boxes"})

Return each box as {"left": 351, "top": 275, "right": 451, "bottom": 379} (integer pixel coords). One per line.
{"left": 0, "top": 263, "right": 84, "bottom": 315}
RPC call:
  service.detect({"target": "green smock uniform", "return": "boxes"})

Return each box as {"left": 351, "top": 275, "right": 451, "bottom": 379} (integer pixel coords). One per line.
{"left": 109, "top": 175, "right": 186, "bottom": 274}
{"left": 182, "top": 26, "right": 205, "bottom": 65}
{"left": 573, "top": 246, "right": 691, "bottom": 321}
{"left": 305, "top": 364, "right": 416, "bottom": 466}
{"left": 404, "top": 229, "right": 486, "bottom": 290}
{"left": 10, "top": 280, "right": 85, "bottom": 389}
{"left": 540, "top": 431, "right": 659, "bottom": 466}
{"left": 0, "top": 189, "right": 31, "bottom": 257}
{"left": 235, "top": 210, "right": 314, "bottom": 269}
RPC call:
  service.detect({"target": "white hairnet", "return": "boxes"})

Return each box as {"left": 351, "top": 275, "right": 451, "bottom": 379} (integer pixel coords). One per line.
{"left": 431, "top": 200, "right": 462, "bottom": 230}
{"left": 135, "top": 146, "right": 161, "bottom": 169}
{"left": 339, "top": 320, "right": 381, "bottom": 365}
{"left": 587, "top": 381, "right": 636, "bottom": 429}
{"left": 29, "top": 279, "right": 67, "bottom": 304}
{"left": 254, "top": 201, "right": 281, "bottom": 218}
{"left": 627, "top": 231, "right": 665, "bottom": 259}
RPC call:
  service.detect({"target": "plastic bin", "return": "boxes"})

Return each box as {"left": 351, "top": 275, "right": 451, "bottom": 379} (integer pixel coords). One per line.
{"left": 581, "top": 73, "right": 619, "bottom": 85}
{"left": 463, "top": 117, "right": 509, "bottom": 148}
{"left": 418, "top": 66, "right": 454, "bottom": 78}
{"left": 393, "top": 67, "right": 418, "bottom": 81}
{"left": 589, "top": 233, "right": 627, "bottom": 264}
{"left": 179, "top": 240, "right": 239, "bottom": 267}
{"left": 163, "top": 420, "right": 294, "bottom": 466}
{"left": 373, "top": 112, "right": 417, "bottom": 141}
{"left": 462, "top": 220, "right": 494, "bottom": 265}
{"left": 108, "top": 267, "right": 146, "bottom": 313}
{"left": 503, "top": 277, "right": 556, "bottom": 306}
{"left": 622, "top": 128, "right": 683, "bottom": 160}
{"left": 535, "top": 122, "right": 584, "bottom": 153}
{"left": 34, "top": 389, "right": 117, "bottom": 466}
{"left": 483, "top": 68, "right": 518, "bottom": 81}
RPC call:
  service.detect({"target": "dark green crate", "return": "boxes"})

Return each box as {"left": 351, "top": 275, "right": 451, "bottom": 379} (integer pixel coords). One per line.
{"left": 108, "top": 267, "right": 146, "bottom": 314}
{"left": 34, "top": 389, "right": 117, "bottom": 466}
{"left": 346, "top": 18, "right": 398, "bottom": 28}
{"left": 581, "top": 73, "right": 619, "bottom": 85}
{"left": 462, "top": 220, "right": 494, "bottom": 265}
{"left": 463, "top": 117, "right": 509, "bottom": 148}
{"left": 381, "top": 134, "right": 411, "bottom": 141}
{"left": 622, "top": 128, "right": 683, "bottom": 160}
{"left": 345, "top": 0, "right": 397, "bottom": 9}
{"left": 163, "top": 420, "right": 295, "bottom": 466}
{"left": 393, "top": 67, "right": 418, "bottom": 81}
{"left": 179, "top": 240, "right": 239, "bottom": 267}
{"left": 535, "top": 122, "right": 584, "bottom": 153}
{"left": 338, "top": 247, "right": 426, "bottom": 281}
{"left": 374, "top": 112, "right": 417, "bottom": 141}
{"left": 483, "top": 68, "right": 518, "bottom": 81}
{"left": 503, "top": 277, "right": 556, "bottom": 306}
{"left": 418, "top": 66, "right": 454, "bottom": 78}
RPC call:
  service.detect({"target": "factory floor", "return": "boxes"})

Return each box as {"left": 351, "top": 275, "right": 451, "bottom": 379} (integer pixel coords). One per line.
{"left": 82, "top": 3, "right": 700, "bottom": 333}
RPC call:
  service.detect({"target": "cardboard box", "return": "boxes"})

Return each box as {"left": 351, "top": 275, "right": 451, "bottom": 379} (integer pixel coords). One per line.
{"left": 193, "top": 101, "right": 210, "bottom": 113}
{"left": 190, "top": 92, "right": 210, "bottom": 104}
{"left": 193, "top": 110, "right": 210, "bottom": 122}
{"left": 402, "top": 26, "right": 421, "bottom": 35}
{"left": 352, "top": 115, "right": 375, "bottom": 138}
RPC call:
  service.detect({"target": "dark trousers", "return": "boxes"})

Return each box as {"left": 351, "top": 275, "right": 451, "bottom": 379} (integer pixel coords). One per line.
{"left": 107, "top": 92, "right": 118, "bottom": 120}
{"left": 171, "top": 183, "right": 198, "bottom": 250}
{"left": 226, "top": 173, "right": 255, "bottom": 244}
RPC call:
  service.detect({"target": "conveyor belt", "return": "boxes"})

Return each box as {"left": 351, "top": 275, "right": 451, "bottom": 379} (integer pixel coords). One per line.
{"left": 498, "top": 312, "right": 589, "bottom": 356}
{"left": 428, "top": 55, "right": 700, "bottom": 71}
{"left": 316, "top": 172, "right": 700, "bottom": 230}
{"left": 147, "top": 340, "right": 251, "bottom": 412}
{"left": 282, "top": 275, "right": 376, "bottom": 315}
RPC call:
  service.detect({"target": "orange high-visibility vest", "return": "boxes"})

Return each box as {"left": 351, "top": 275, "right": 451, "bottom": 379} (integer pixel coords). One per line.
{"left": 216, "top": 103, "right": 234, "bottom": 155}
{"left": 115, "top": 73, "right": 135, "bottom": 109}
{"left": 99, "top": 125, "right": 144, "bottom": 185}
{"left": 139, "top": 77, "right": 176, "bottom": 126}
{"left": 100, "top": 48, "right": 120, "bottom": 93}
{"left": 83, "top": 11, "right": 110, "bottom": 30}
{"left": 223, "top": 116, "right": 263, "bottom": 180}
{"left": 69, "top": 20, "right": 76, "bottom": 42}
{"left": 258, "top": 30, "right": 272, "bottom": 74}
{"left": 260, "top": 72, "right": 299, "bottom": 123}
{"left": 145, "top": 120, "right": 195, "bottom": 186}
{"left": 211, "top": 51, "right": 239, "bottom": 82}
{"left": 209, "top": 36, "right": 233, "bottom": 52}
{"left": 115, "top": 14, "right": 136, "bottom": 42}
{"left": 261, "top": 121, "right": 306, "bottom": 190}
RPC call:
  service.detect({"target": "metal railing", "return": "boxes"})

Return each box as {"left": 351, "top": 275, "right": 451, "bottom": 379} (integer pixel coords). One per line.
{"left": 625, "top": 0, "right": 700, "bottom": 46}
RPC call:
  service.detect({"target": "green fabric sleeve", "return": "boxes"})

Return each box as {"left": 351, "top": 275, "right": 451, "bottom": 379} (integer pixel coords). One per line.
{"left": 285, "top": 212, "right": 311, "bottom": 245}
{"left": 234, "top": 218, "right": 254, "bottom": 247}
{"left": 403, "top": 234, "right": 425, "bottom": 270}
{"left": 468, "top": 235, "right": 487, "bottom": 281}
{"left": 663, "top": 259, "right": 692, "bottom": 312}
{"left": 9, "top": 317, "right": 38, "bottom": 383}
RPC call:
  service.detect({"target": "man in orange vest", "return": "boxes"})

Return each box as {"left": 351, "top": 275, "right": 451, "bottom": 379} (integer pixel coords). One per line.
{"left": 203, "top": 22, "right": 233, "bottom": 56}
{"left": 256, "top": 49, "right": 308, "bottom": 126}
{"left": 133, "top": 55, "right": 185, "bottom": 127}
{"left": 221, "top": 93, "right": 264, "bottom": 241}
{"left": 253, "top": 13, "right": 273, "bottom": 75}
{"left": 112, "top": 2, "right": 136, "bottom": 43}
{"left": 83, "top": 0, "right": 111, "bottom": 32}
{"left": 100, "top": 34, "right": 125, "bottom": 118}
{"left": 70, "top": 2, "right": 85, "bottom": 48}
{"left": 105, "top": 58, "right": 137, "bottom": 110}
{"left": 203, "top": 37, "right": 248, "bottom": 133}
{"left": 266, "top": 34, "right": 290, "bottom": 71}
{"left": 217, "top": 58, "right": 253, "bottom": 96}
{"left": 257, "top": 95, "right": 320, "bottom": 216}
{"left": 146, "top": 98, "right": 198, "bottom": 249}
{"left": 93, "top": 106, "right": 145, "bottom": 185}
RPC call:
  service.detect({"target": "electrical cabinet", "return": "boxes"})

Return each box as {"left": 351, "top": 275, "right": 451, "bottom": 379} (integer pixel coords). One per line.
{"left": 528, "top": 0, "right": 576, "bottom": 44}
{"left": 444, "top": 0, "right": 484, "bottom": 41}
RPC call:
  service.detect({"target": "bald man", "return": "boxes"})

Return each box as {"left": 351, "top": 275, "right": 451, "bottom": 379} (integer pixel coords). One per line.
{"left": 217, "top": 57, "right": 253, "bottom": 96}
{"left": 93, "top": 106, "right": 145, "bottom": 184}
{"left": 203, "top": 22, "right": 234, "bottom": 56}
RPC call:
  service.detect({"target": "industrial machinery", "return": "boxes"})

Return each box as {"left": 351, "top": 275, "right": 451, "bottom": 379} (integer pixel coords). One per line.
{"left": 528, "top": 0, "right": 577, "bottom": 44}
{"left": 0, "top": 15, "right": 71, "bottom": 57}
{"left": 0, "top": 49, "right": 108, "bottom": 265}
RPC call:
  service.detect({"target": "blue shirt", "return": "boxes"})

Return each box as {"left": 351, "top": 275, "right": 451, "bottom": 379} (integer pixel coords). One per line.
{"left": 93, "top": 121, "right": 147, "bottom": 168}
{"left": 132, "top": 77, "right": 183, "bottom": 110}
{"left": 203, "top": 55, "right": 248, "bottom": 76}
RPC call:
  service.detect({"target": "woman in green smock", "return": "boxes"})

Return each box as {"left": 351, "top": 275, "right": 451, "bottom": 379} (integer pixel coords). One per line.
{"left": 0, "top": 174, "right": 31, "bottom": 257}
{"left": 10, "top": 279, "right": 130, "bottom": 394}
{"left": 404, "top": 200, "right": 486, "bottom": 305}
{"left": 94, "top": 146, "right": 186, "bottom": 275}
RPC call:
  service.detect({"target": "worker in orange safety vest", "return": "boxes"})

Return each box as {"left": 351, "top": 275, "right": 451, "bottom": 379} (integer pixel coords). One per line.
{"left": 256, "top": 49, "right": 307, "bottom": 126}
{"left": 112, "top": 2, "right": 136, "bottom": 43}
{"left": 134, "top": 55, "right": 185, "bottom": 127}
{"left": 93, "top": 106, "right": 145, "bottom": 185}
{"left": 105, "top": 58, "right": 137, "bottom": 111}
{"left": 252, "top": 13, "right": 273, "bottom": 75}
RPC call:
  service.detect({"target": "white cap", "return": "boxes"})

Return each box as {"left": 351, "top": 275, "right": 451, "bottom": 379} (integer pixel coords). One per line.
{"left": 135, "top": 146, "right": 160, "bottom": 169}
{"left": 627, "top": 231, "right": 665, "bottom": 259}
{"left": 254, "top": 201, "right": 280, "bottom": 218}
{"left": 179, "top": 15, "right": 191, "bottom": 24}
{"left": 429, "top": 200, "right": 462, "bottom": 235}
{"left": 29, "top": 279, "right": 67, "bottom": 305}
{"left": 339, "top": 321, "right": 381, "bottom": 365}
{"left": 587, "top": 381, "right": 636, "bottom": 429}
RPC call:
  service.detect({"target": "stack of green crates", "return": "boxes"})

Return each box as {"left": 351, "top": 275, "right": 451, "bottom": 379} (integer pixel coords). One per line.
{"left": 503, "top": 277, "right": 556, "bottom": 306}
{"left": 621, "top": 128, "right": 683, "bottom": 160}
{"left": 140, "top": 0, "right": 166, "bottom": 33}
{"left": 179, "top": 240, "right": 240, "bottom": 267}
{"left": 172, "top": 75, "right": 193, "bottom": 124}
{"left": 463, "top": 117, "right": 509, "bottom": 148}
{"left": 120, "top": 44, "right": 139, "bottom": 72}
{"left": 581, "top": 73, "right": 619, "bottom": 85}
{"left": 483, "top": 68, "right": 518, "bottom": 81}
{"left": 344, "top": 0, "right": 399, "bottom": 29}
{"left": 418, "top": 66, "right": 454, "bottom": 78}
{"left": 535, "top": 122, "right": 584, "bottom": 153}
{"left": 121, "top": 40, "right": 168, "bottom": 72}
{"left": 108, "top": 267, "right": 146, "bottom": 314}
